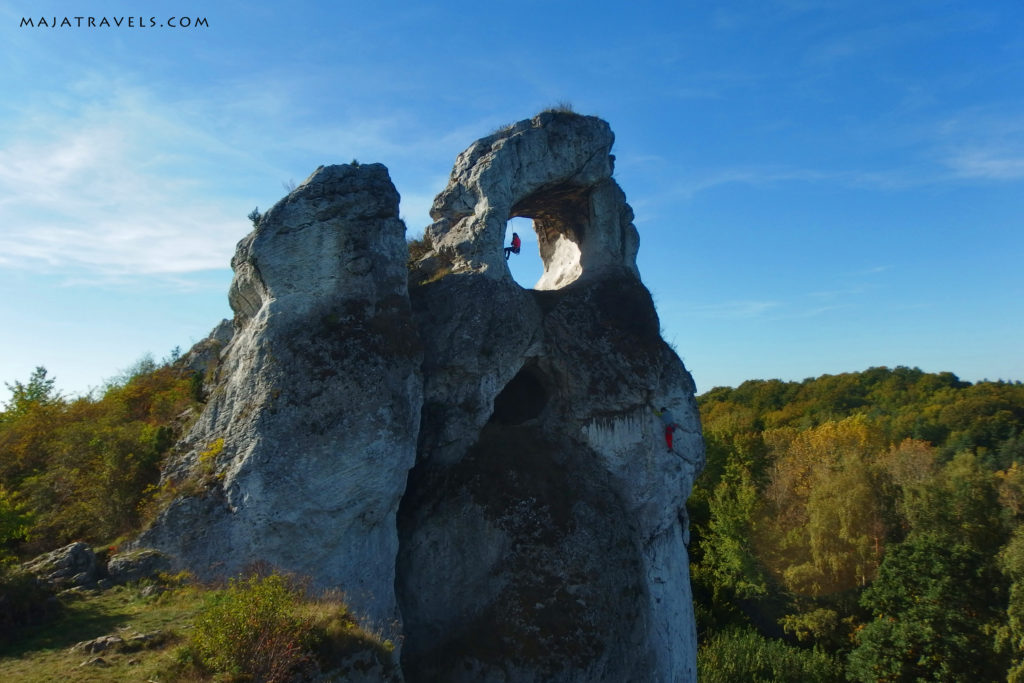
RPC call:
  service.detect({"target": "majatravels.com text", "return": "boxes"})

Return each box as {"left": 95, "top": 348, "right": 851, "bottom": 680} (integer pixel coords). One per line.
{"left": 20, "top": 16, "right": 208, "bottom": 28}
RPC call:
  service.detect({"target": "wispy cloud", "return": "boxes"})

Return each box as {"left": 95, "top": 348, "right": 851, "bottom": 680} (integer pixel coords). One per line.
{"left": 935, "top": 108, "right": 1024, "bottom": 181}
{"left": 0, "top": 85, "right": 259, "bottom": 277}
{"left": 858, "top": 265, "right": 892, "bottom": 275}
{"left": 809, "top": 286, "right": 867, "bottom": 299}
{"left": 772, "top": 303, "right": 850, "bottom": 320}
{"left": 0, "top": 73, "right": 470, "bottom": 279}
{"left": 667, "top": 166, "right": 832, "bottom": 199}
{"left": 652, "top": 135, "right": 1024, "bottom": 206}
{"left": 945, "top": 149, "right": 1024, "bottom": 180}
{"left": 677, "top": 279, "right": 879, "bottom": 321}
{"left": 683, "top": 300, "right": 781, "bottom": 319}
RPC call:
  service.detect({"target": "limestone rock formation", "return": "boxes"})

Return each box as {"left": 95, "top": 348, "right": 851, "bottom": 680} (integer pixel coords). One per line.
{"left": 137, "top": 112, "right": 704, "bottom": 682}
{"left": 136, "top": 163, "right": 422, "bottom": 632}
{"left": 415, "top": 112, "right": 639, "bottom": 290}
{"left": 180, "top": 318, "right": 232, "bottom": 387}
{"left": 398, "top": 112, "right": 701, "bottom": 682}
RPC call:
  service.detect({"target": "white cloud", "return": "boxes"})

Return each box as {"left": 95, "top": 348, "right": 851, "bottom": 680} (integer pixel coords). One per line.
{"left": 946, "top": 149, "right": 1024, "bottom": 181}
{"left": 935, "top": 109, "right": 1024, "bottom": 181}
{"left": 0, "top": 86, "right": 254, "bottom": 277}
{"left": 668, "top": 166, "right": 831, "bottom": 199}
{"left": 0, "top": 71, "right": 508, "bottom": 279}
{"left": 683, "top": 300, "right": 781, "bottom": 319}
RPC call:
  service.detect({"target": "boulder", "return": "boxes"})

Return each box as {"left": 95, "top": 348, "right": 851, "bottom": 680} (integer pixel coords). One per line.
{"left": 23, "top": 542, "right": 97, "bottom": 589}
{"left": 72, "top": 635, "right": 124, "bottom": 654}
{"left": 107, "top": 548, "right": 172, "bottom": 584}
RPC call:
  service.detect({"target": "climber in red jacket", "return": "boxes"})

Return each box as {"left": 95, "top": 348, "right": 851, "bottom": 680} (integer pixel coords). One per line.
{"left": 504, "top": 232, "right": 521, "bottom": 260}
{"left": 654, "top": 406, "right": 679, "bottom": 452}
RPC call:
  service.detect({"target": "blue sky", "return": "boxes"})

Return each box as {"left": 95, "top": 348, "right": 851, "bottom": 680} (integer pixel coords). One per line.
{"left": 1, "top": 0, "right": 1022, "bottom": 397}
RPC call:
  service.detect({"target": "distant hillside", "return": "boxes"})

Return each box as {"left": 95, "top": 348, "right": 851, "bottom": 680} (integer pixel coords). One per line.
{"left": 691, "top": 366, "right": 1024, "bottom": 682}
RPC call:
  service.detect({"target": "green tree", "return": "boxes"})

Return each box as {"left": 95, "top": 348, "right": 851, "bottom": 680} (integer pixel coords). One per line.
{"left": 758, "top": 416, "right": 887, "bottom": 597}
{"left": 0, "top": 361, "right": 201, "bottom": 552}
{"left": 1, "top": 366, "right": 59, "bottom": 418}
{"left": 847, "top": 533, "right": 1007, "bottom": 682}
{"left": 696, "top": 460, "right": 769, "bottom": 602}
{"left": 804, "top": 460, "right": 887, "bottom": 593}
{"left": 901, "top": 452, "right": 1006, "bottom": 551}
{"left": 997, "top": 526, "right": 1024, "bottom": 681}
{"left": 0, "top": 486, "right": 32, "bottom": 560}
{"left": 699, "top": 626, "right": 842, "bottom": 683}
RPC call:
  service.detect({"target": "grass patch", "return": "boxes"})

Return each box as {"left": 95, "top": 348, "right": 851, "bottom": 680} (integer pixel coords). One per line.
{"left": 0, "top": 572, "right": 395, "bottom": 682}
{"left": 0, "top": 579, "right": 202, "bottom": 682}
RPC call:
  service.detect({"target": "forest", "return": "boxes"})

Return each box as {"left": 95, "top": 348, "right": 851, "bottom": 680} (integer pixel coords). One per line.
{"left": 0, "top": 356, "right": 202, "bottom": 562}
{"left": 692, "top": 366, "right": 1024, "bottom": 681}
{"left": 3, "top": 361, "right": 1024, "bottom": 680}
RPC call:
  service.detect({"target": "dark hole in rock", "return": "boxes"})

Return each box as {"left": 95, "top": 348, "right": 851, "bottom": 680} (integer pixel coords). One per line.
{"left": 489, "top": 366, "right": 548, "bottom": 425}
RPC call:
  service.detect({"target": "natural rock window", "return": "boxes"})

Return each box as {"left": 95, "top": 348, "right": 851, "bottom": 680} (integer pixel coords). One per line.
{"left": 419, "top": 112, "right": 640, "bottom": 292}
{"left": 503, "top": 217, "right": 542, "bottom": 289}
{"left": 509, "top": 183, "right": 589, "bottom": 291}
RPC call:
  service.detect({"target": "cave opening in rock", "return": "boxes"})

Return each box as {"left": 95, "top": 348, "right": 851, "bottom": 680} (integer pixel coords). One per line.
{"left": 489, "top": 363, "right": 549, "bottom": 425}
{"left": 506, "top": 183, "right": 590, "bottom": 291}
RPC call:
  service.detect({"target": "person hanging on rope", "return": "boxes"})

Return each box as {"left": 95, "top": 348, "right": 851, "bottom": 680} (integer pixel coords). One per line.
{"left": 504, "top": 231, "right": 521, "bottom": 260}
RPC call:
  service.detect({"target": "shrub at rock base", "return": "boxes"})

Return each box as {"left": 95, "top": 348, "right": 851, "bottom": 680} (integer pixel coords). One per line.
{"left": 181, "top": 571, "right": 395, "bottom": 682}
{"left": 186, "top": 572, "right": 312, "bottom": 681}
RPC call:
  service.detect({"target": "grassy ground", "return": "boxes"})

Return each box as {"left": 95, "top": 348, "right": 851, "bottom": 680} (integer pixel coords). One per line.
{"left": 0, "top": 582, "right": 203, "bottom": 682}
{"left": 0, "top": 575, "right": 398, "bottom": 682}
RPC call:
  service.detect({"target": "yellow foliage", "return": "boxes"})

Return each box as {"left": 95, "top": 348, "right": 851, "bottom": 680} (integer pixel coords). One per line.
{"left": 199, "top": 437, "right": 225, "bottom": 466}
{"left": 0, "top": 363, "right": 204, "bottom": 553}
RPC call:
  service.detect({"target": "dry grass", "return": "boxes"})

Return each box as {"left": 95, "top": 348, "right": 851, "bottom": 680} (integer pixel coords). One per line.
{"left": 540, "top": 101, "right": 576, "bottom": 114}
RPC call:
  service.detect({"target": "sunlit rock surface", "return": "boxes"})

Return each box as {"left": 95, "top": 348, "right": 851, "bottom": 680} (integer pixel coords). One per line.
{"left": 137, "top": 113, "right": 704, "bottom": 682}
{"left": 137, "top": 163, "right": 422, "bottom": 635}
{"left": 417, "top": 112, "right": 639, "bottom": 290}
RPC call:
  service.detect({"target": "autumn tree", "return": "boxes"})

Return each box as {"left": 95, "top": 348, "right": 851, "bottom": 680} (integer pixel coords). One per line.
{"left": 0, "top": 360, "right": 203, "bottom": 553}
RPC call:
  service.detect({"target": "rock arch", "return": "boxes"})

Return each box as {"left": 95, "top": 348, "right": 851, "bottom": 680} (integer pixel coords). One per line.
{"left": 416, "top": 111, "right": 641, "bottom": 290}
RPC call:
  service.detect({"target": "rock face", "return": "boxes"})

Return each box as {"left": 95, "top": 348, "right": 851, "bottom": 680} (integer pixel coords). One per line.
{"left": 418, "top": 112, "right": 639, "bottom": 290}
{"left": 398, "top": 112, "right": 701, "bottom": 682}
{"left": 136, "top": 163, "right": 422, "bottom": 632}
{"left": 180, "top": 318, "right": 232, "bottom": 391}
{"left": 137, "top": 112, "right": 704, "bottom": 682}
